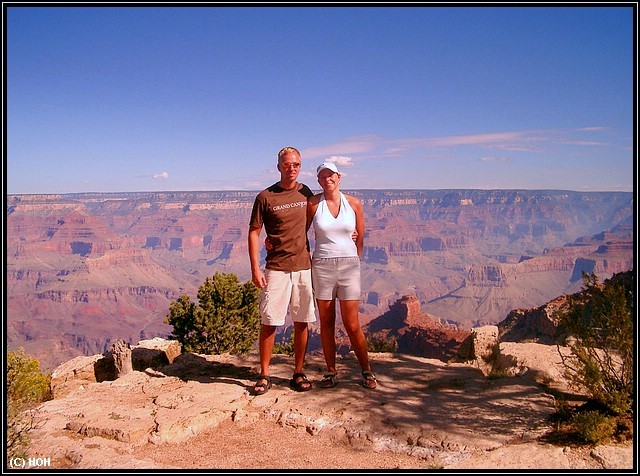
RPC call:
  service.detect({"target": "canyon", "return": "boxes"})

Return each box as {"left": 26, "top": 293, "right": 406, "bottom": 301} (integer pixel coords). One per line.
{"left": 6, "top": 189, "right": 634, "bottom": 370}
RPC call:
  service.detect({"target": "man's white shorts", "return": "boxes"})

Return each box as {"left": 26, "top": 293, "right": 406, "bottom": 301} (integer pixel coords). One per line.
{"left": 259, "top": 269, "right": 316, "bottom": 326}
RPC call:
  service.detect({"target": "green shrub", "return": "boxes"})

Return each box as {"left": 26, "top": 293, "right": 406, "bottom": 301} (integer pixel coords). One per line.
{"left": 7, "top": 349, "right": 52, "bottom": 459}
{"left": 165, "top": 272, "right": 260, "bottom": 354}
{"left": 367, "top": 337, "right": 398, "bottom": 353}
{"left": 555, "top": 271, "right": 634, "bottom": 416}
{"left": 571, "top": 410, "right": 617, "bottom": 445}
{"left": 273, "top": 329, "right": 295, "bottom": 356}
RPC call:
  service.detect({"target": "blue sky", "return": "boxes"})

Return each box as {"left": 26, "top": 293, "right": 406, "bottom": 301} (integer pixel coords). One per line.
{"left": 6, "top": 5, "right": 636, "bottom": 194}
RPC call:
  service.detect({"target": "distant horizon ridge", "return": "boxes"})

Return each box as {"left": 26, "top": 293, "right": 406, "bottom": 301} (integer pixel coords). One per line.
{"left": 7, "top": 187, "right": 633, "bottom": 197}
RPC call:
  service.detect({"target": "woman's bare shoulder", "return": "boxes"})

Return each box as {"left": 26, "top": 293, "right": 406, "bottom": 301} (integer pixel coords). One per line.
{"left": 344, "top": 194, "right": 362, "bottom": 208}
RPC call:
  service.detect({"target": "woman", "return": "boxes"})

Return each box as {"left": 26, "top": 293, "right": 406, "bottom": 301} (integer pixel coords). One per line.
{"left": 306, "top": 162, "right": 377, "bottom": 389}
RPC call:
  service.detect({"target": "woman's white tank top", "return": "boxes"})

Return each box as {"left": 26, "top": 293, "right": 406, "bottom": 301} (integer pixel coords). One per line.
{"left": 312, "top": 192, "right": 358, "bottom": 258}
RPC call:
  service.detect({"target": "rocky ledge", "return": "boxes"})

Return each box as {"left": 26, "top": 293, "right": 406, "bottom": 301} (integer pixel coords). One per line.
{"left": 26, "top": 335, "right": 632, "bottom": 470}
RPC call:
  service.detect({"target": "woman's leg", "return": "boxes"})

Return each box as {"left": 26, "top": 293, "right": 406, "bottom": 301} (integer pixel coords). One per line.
{"left": 316, "top": 299, "right": 337, "bottom": 373}
{"left": 339, "top": 300, "right": 371, "bottom": 372}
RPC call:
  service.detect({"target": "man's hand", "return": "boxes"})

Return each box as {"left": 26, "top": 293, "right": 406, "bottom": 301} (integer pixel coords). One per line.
{"left": 252, "top": 270, "right": 267, "bottom": 289}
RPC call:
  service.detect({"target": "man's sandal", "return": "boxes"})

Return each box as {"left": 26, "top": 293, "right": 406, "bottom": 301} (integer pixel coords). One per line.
{"left": 253, "top": 375, "right": 272, "bottom": 395}
{"left": 362, "top": 371, "right": 377, "bottom": 389}
{"left": 289, "top": 372, "right": 312, "bottom": 392}
{"left": 319, "top": 372, "right": 339, "bottom": 388}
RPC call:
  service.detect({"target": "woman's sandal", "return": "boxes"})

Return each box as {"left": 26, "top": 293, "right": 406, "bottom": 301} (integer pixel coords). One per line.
{"left": 319, "top": 372, "right": 339, "bottom": 389}
{"left": 289, "top": 372, "right": 312, "bottom": 392}
{"left": 362, "top": 371, "right": 377, "bottom": 389}
{"left": 252, "top": 375, "right": 272, "bottom": 395}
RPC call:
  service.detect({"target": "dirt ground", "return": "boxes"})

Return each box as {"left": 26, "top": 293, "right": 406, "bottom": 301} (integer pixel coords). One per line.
{"left": 133, "top": 414, "right": 608, "bottom": 471}
{"left": 134, "top": 416, "right": 436, "bottom": 470}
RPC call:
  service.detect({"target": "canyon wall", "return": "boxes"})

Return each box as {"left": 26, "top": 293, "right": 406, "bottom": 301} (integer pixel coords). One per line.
{"left": 6, "top": 189, "right": 634, "bottom": 369}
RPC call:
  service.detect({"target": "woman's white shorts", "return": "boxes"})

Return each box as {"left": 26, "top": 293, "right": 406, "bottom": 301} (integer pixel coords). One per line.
{"left": 311, "top": 256, "right": 361, "bottom": 301}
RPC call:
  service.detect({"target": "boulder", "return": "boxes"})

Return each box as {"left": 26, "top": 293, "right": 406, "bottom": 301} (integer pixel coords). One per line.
{"left": 50, "top": 354, "right": 115, "bottom": 399}
{"left": 132, "top": 338, "right": 182, "bottom": 370}
{"left": 457, "top": 325, "right": 500, "bottom": 375}
{"left": 50, "top": 339, "right": 182, "bottom": 399}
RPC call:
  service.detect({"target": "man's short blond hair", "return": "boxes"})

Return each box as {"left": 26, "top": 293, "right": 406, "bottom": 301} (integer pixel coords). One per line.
{"left": 277, "top": 147, "right": 301, "bottom": 162}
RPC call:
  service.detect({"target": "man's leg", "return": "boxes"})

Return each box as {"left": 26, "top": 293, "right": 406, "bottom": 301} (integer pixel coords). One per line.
{"left": 290, "top": 268, "right": 315, "bottom": 375}
{"left": 289, "top": 269, "right": 315, "bottom": 391}
{"left": 259, "top": 324, "right": 277, "bottom": 376}
{"left": 258, "top": 268, "right": 289, "bottom": 377}
{"left": 292, "top": 321, "right": 309, "bottom": 375}
{"left": 253, "top": 324, "right": 277, "bottom": 394}
{"left": 289, "top": 321, "right": 312, "bottom": 391}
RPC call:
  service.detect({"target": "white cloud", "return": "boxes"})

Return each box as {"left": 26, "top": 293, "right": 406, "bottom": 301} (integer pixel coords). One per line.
{"left": 301, "top": 127, "right": 621, "bottom": 168}
{"left": 302, "top": 136, "right": 379, "bottom": 160}
{"left": 153, "top": 171, "right": 169, "bottom": 180}
{"left": 576, "top": 126, "right": 608, "bottom": 132}
{"left": 326, "top": 155, "right": 354, "bottom": 167}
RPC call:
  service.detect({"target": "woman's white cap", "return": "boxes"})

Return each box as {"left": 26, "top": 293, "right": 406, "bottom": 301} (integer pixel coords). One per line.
{"left": 316, "top": 162, "right": 340, "bottom": 176}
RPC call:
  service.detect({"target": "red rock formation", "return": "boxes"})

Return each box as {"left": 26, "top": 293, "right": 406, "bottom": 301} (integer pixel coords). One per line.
{"left": 364, "top": 295, "right": 471, "bottom": 361}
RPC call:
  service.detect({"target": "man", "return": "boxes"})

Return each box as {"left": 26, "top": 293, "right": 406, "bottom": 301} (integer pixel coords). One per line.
{"left": 248, "top": 146, "right": 316, "bottom": 395}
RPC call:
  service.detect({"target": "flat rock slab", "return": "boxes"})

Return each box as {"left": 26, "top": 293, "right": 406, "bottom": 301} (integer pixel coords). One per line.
{"left": 27, "top": 351, "right": 633, "bottom": 470}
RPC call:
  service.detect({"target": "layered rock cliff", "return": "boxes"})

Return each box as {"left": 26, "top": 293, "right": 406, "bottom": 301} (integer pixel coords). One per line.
{"left": 6, "top": 190, "right": 634, "bottom": 370}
